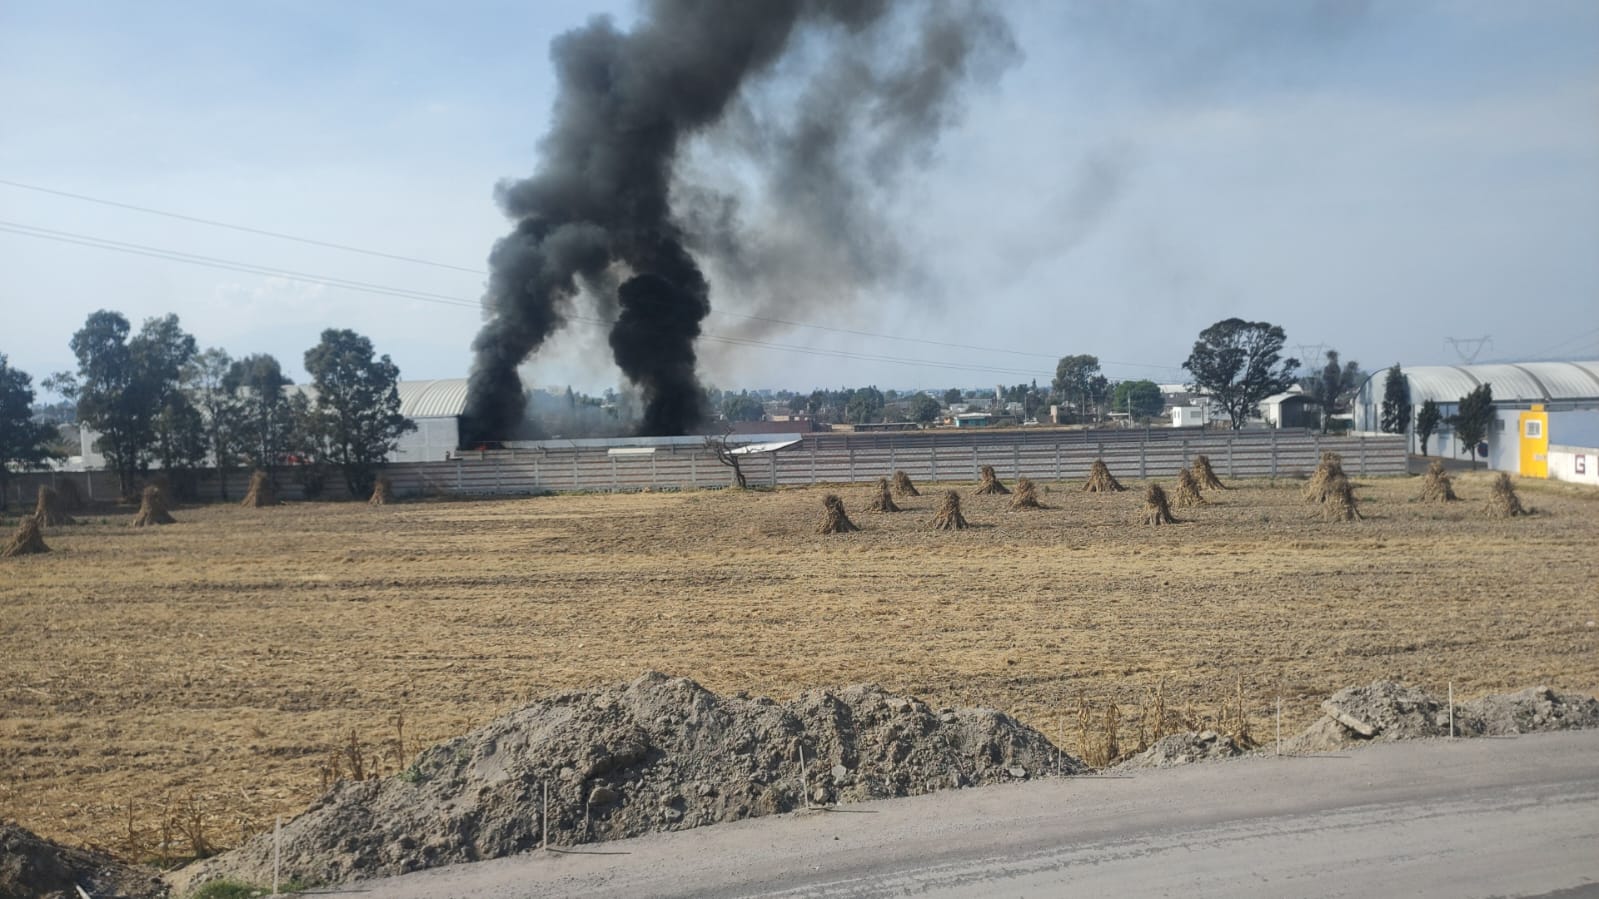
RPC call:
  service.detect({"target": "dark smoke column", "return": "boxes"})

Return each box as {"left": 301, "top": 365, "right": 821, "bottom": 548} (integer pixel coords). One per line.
{"left": 463, "top": 0, "right": 882, "bottom": 442}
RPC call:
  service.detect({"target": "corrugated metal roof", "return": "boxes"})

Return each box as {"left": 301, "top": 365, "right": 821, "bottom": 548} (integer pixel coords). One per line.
{"left": 1361, "top": 360, "right": 1599, "bottom": 408}
{"left": 395, "top": 379, "right": 470, "bottom": 419}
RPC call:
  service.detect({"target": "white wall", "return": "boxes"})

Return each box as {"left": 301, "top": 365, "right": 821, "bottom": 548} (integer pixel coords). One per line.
{"left": 394, "top": 417, "right": 459, "bottom": 463}
{"left": 1548, "top": 445, "right": 1599, "bottom": 486}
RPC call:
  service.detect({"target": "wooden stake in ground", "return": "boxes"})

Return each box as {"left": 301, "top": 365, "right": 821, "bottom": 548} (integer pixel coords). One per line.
{"left": 369, "top": 476, "right": 393, "bottom": 506}
{"left": 240, "top": 470, "right": 279, "bottom": 508}
{"left": 1321, "top": 474, "right": 1363, "bottom": 521}
{"left": 1416, "top": 460, "right": 1457, "bottom": 503}
{"left": 866, "top": 477, "right": 901, "bottom": 513}
{"left": 131, "top": 485, "right": 176, "bottom": 527}
{"left": 817, "top": 494, "right": 859, "bottom": 534}
{"left": 1083, "top": 458, "right": 1125, "bottom": 493}
{"left": 974, "top": 465, "right": 1010, "bottom": 495}
{"left": 1303, "top": 452, "right": 1346, "bottom": 504}
{"left": 1009, "top": 477, "right": 1044, "bottom": 510}
{"left": 2, "top": 515, "right": 49, "bottom": 558}
{"left": 932, "top": 490, "right": 968, "bottom": 530}
{"left": 891, "top": 470, "right": 920, "bottom": 497}
{"left": 1192, "top": 454, "right": 1227, "bottom": 490}
{"left": 33, "top": 486, "right": 75, "bottom": 527}
{"left": 1142, "top": 484, "right": 1178, "bottom": 525}
{"left": 1486, "top": 472, "right": 1528, "bottom": 518}
{"left": 1172, "top": 468, "right": 1207, "bottom": 509}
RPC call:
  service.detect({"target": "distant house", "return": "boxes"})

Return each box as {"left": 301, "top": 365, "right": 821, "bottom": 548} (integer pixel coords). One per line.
{"left": 1170, "top": 406, "right": 1206, "bottom": 428}
{"left": 953, "top": 412, "right": 991, "bottom": 429}
{"left": 1261, "top": 389, "right": 1318, "bottom": 429}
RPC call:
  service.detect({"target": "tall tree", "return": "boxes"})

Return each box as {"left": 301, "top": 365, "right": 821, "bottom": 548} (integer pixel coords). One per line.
{"left": 1052, "top": 354, "right": 1102, "bottom": 422}
{"left": 0, "top": 354, "right": 59, "bottom": 509}
{"left": 303, "top": 329, "right": 415, "bottom": 497}
{"left": 1302, "top": 349, "right": 1362, "bottom": 433}
{"left": 1182, "top": 318, "right": 1300, "bottom": 430}
{"left": 227, "top": 354, "right": 294, "bottom": 475}
{"left": 59, "top": 311, "right": 197, "bottom": 495}
{"left": 906, "top": 393, "right": 941, "bottom": 423}
{"left": 184, "top": 348, "right": 245, "bottom": 501}
{"left": 1379, "top": 364, "right": 1412, "bottom": 436}
{"left": 1416, "top": 399, "right": 1441, "bottom": 456}
{"left": 846, "top": 386, "right": 885, "bottom": 424}
{"left": 1450, "top": 383, "right": 1495, "bottom": 470}
{"left": 943, "top": 387, "right": 963, "bottom": 407}
{"left": 721, "top": 392, "right": 765, "bottom": 422}
{"left": 1113, "top": 379, "right": 1164, "bottom": 421}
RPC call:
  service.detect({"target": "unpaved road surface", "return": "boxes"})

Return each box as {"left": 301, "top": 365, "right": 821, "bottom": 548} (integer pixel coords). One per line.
{"left": 352, "top": 730, "right": 1599, "bottom": 899}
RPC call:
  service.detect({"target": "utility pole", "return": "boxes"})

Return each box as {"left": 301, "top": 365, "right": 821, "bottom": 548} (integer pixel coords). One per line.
{"left": 1445, "top": 336, "right": 1493, "bottom": 364}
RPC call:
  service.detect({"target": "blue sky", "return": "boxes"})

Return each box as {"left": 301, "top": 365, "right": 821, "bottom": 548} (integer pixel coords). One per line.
{"left": 2, "top": 0, "right": 1596, "bottom": 396}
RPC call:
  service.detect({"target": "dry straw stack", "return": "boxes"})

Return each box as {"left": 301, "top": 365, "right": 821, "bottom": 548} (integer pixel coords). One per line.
{"left": 1192, "top": 454, "right": 1226, "bottom": 490}
{"left": 1416, "top": 460, "right": 1457, "bottom": 503}
{"left": 1303, "top": 451, "right": 1345, "bottom": 504}
{"left": 1142, "top": 484, "right": 1178, "bottom": 525}
{"left": 1009, "top": 477, "right": 1044, "bottom": 510}
{"left": 32, "top": 486, "right": 75, "bottom": 527}
{"left": 1172, "top": 468, "right": 1207, "bottom": 509}
{"left": 866, "top": 477, "right": 901, "bottom": 513}
{"left": 2, "top": 515, "right": 49, "bottom": 558}
{"left": 369, "top": 476, "right": 393, "bottom": 506}
{"left": 240, "top": 470, "right": 278, "bottom": 508}
{"left": 1322, "top": 476, "right": 1363, "bottom": 521}
{"left": 932, "top": 490, "right": 968, "bottom": 530}
{"left": 817, "top": 494, "right": 859, "bottom": 534}
{"left": 974, "top": 465, "right": 1010, "bottom": 495}
{"left": 1084, "top": 458, "right": 1125, "bottom": 493}
{"left": 131, "top": 485, "right": 176, "bottom": 527}
{"left": 891, "top": 470, "right": 920, "bottom": 497}
{"left": 1486, "top": 473, "right": 1528, "bottom": 518}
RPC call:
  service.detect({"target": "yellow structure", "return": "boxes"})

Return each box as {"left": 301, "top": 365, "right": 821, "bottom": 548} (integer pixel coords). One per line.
{"left": 1518, "top": 404, "right": 1549, "bottom": 478}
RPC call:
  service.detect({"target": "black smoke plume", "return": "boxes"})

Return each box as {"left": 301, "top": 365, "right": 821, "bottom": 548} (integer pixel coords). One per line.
{"left": 463, "top": 0, "right": 1015, "bottom": 442}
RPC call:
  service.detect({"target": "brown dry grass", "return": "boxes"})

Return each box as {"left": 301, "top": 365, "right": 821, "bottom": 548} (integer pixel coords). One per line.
{"left": 2, "top": 471, "right": 1596, "bottom": 854}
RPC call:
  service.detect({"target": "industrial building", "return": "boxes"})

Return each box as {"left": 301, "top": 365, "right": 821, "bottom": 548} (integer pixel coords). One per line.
{"left": 1353, "top": 360, "right": 1599, "bottom": 481}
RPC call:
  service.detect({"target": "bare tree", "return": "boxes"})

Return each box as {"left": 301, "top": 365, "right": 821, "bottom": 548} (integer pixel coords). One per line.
{"left": 704, "top": 427, "right": 748, "bottom": 489}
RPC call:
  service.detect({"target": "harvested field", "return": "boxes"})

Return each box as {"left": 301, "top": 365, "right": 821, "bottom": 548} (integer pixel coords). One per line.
{"left": 1, "top": 470, "right": 1596, "bottom": 856}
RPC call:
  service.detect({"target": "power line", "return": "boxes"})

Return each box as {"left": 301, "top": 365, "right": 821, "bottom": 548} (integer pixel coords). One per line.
{"left": 1, "top": 178, "right": 1185, "bottom": 375}
{"left": 0, "top": 221, "right": 1052, "bottom": 379}
{"left": 0, "top": 177, "right": 483, "bottom": 274}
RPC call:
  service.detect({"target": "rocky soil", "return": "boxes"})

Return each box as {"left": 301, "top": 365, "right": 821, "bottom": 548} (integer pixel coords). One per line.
{"left": 1116, "top": 730, "right": 1246, "bottom": 770}
{"left": 1284, "top": 682, "right": 1599, "bottom": 753}
{"left": 0, "top": 821, "right": 168, "bottom": 899}
{"left": 174, "top": 672, "right": 1076, "bottom": 892}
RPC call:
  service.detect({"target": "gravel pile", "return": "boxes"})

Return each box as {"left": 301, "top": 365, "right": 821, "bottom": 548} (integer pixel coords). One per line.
{"left": 1285, "top": 681, "right": 1599, "bottom": 753}
{"left": 177, "top": 672, "right": 1080, "bottom": 890}
{"left": 1116, "top": 730, "right": 1245, "bottom": 770}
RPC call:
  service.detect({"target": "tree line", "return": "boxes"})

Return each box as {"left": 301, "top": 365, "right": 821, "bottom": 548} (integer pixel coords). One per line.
{"left": 2, "top": 310, "right": 413, "bottom": 505}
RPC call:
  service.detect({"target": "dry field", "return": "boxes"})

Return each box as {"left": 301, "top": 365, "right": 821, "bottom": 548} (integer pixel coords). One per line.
{"left": 2, "top": 469, "right": 1596, "bottom": 857}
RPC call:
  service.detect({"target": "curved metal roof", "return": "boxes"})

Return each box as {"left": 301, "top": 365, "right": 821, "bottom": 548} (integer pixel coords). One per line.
{"left": 395, "top": 379, "right": 471, "bottom": 419}
{"left": 1361, "top": 360, "right": 1599, "bottom": 406}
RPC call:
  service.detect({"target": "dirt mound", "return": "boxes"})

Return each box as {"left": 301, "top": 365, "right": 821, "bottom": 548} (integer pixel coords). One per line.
{"left": 0, "top": 821, "right": 167, "bottom": 899}
{"left": 1283, "top": 681, "right": 1599, "bottom": 753}
{"left": 865, "top": 477, "right": 900, "bottom": 513}
{"left": 817, "top": 494, "right": 859, "bottom": 534}
{"left": 932, "top": 490, "right": 968, "bottom": 530}
{"left": 974, "top": 465, "right": 1009, "bottom": 495}
{"left": 1116, "top": 731, "right": 1245, "bottom": 770}
{"left": 891, "top": 470, "right": 919, "bottom": 497}
{"left": 3, "top": 516, "right": 49, "bottom": 558}
{"left": 176, "top": 673, "right": 1080, "bottom": 889}
{"left": 1083, "top": 458, "right": 1124, "bottom": 493}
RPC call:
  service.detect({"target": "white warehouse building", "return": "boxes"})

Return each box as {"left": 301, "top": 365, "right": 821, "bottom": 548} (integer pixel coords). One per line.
{"left": 1353, "top": 360, "right": 1599, "bottom": 479}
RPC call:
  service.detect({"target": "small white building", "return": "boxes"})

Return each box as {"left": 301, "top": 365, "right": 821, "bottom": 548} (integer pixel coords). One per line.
{"left": 1170, "top": 406, "right": 1205, "bottom": 428}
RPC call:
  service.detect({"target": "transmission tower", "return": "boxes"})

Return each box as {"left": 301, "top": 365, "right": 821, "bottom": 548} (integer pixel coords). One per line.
{"left": 1445, "top": 335, "right": 1493, "bottom": 364}
{"left": 1293, "top": 343, "right": 1327, "bottom": 374}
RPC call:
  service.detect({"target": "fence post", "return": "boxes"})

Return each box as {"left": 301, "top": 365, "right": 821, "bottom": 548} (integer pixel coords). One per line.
{"left": 770, "top": 454, "right": 778, "bottom": 487}
{"left": 931, "top": 448, "right": 939, "bottom": 481}
{"left": 1227, "top": 437, "right": 1235, "bottom": 478}
{"left": 496, "top": 454, "right": 503, "bottom": 493}
{"left": 972, "top": 445, "right": 979, "bottom": 479}
{"left": 456, "top": 457, "right": 463, "bottom": 492}
{"left": 1359, "top": 438, "right": 1367, "bottom": 474}
{"left": 1014, "top": 443, "right": 1021, "bottom": 478}
{"left": 848, "top": 447, "right": 855, "bottom": 482}
{"left": 1054, "top": 443, "right": 1062, "bottom": 480}
{"left": 1182, "top": 439, "right": 1189, "bottom": 468}
{"left": 610, "top": 456, "right": 617, "bottom": 491}
{"left": 691, "top": 452, "right": 698, "bottom": 486}
{"left": 572, "top": 453, "right": 579, "bottom": 490}
{"left": 810, "top": 441, "right": 817, "bottom": 484}
{"left": 1270, "top": 431, "right": 1278, "bottom": 479}
{"left": 1139, "top": 440, "right": 1147, "bottom": 479}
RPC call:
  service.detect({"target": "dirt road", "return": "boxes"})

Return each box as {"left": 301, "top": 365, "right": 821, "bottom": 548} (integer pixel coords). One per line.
{"left": 351, "top": 730, "right": 1599, "bottom": 898}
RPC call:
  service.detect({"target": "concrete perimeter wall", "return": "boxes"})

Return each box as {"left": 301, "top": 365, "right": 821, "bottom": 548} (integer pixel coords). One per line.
{"left": 4, "top": 429, "right": 1408, "bottom": 506}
